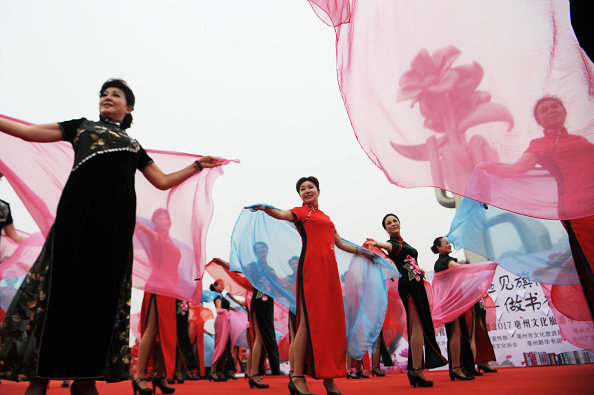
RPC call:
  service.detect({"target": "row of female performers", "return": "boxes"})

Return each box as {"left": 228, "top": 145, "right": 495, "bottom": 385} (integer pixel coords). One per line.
{"left": 239, "top": 176, "right": 498, "bottom": 394}
{"left": 131, "top": 176, "right": 499, "bottom": 395}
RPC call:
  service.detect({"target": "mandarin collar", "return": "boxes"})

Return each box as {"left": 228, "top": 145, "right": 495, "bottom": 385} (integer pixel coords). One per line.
{"left": 543, "top": 127, "right": 568, "bottom": 137}
{"left": 99, "top": 115, "right": 123, "bottom": 128}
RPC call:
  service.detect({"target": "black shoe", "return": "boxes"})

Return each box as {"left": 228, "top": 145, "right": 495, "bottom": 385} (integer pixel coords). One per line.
{"left": 208, "top": 372, "right": 227, "bottom": 382}
{"left": 247, "top": 375, "right": 269, "bottom": 389}
{"left": 356, "top": 371, "right": 370, "bottom": 379}
{"left": 323, "top": 379, "right": 341, "bottom": 395}
{"left": 370, "top": 368, "right": 385, "bottom": 377}
{"left": 346, "top": 371, "right": 360, "bottom": 379}
{"left": 477, "top": 364, "right": 498, "bottom": 373}
{"left": 407, "top": 369, "right": 434, "bottom": 388}
{"left": 288, "top": 376, "right": 311, "bottom": 395}
{"left": 152, "top": 377, "right": 175, "bottom": 394}
{"left": 449, "top": 367, "right": 475, "bottom": 381}
{"left": 132, "top": 379, "right": 153, "bottom": 395}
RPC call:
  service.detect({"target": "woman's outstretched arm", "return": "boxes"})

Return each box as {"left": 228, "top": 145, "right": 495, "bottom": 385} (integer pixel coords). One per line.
{"left": 0, "top": 117, "right": 62, "bottom": 142}
{"left": 335, "top": 232, "right": 376, "bottom": 259}
{"left": 250, "top": 205, "right": 296, "bottom": 222}
{"left": 142, "top": 156, "right": 223, "bottom": 190}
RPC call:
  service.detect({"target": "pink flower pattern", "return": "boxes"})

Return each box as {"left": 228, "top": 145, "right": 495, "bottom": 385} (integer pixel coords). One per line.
{"left": 403, "top": 255, "right": 422, "bottom": 282}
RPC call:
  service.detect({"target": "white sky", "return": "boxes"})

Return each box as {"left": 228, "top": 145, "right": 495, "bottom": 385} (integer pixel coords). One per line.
{"left": 0, "top": 0, "right": 465, "bottom": 281}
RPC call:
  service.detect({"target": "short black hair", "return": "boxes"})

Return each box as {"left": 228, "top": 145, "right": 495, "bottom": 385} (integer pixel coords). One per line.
{"left": 100, "top": 78, "right": 135, "bottom": 107}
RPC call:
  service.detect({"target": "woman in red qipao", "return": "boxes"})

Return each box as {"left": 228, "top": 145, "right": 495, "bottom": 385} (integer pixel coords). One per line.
{"left": 485, "top": 96, "right": 594, "bottom": 321}
{"left": 251, "top": 176, "right": 375, "bottom": 395}
{"left": 134, "top": 208, "right": 180, "bottom": 395}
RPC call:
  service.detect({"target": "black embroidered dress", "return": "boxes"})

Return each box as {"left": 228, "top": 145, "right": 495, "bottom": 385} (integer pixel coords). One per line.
{"left": 0, "top": 118, "right": 152, "bottom": 381}
{"left": 386, "top": 237, "right": 447, "bottom": 370}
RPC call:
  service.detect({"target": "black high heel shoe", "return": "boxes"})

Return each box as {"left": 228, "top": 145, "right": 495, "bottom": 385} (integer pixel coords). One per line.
{"left": 152, "top": 377, "right": 175, "bottom": 394}
{"left": 247, "top": 375, "right": 269, "bottom": 389}
{"left": 132, "top": 379, "right": 153, "bottom": 395}
{"left": 356, "top": 371, "right": 370, "bottom": 379}
{"left": 323, "top": 379, "right": 341, "bottom": 395}
{"left": 208, "top": 372, "right": 227, "bottom": 382}
{"left": 288, "top": 376, "right": 311, "bottom": 395}
{"left": 449, "top": 367, "right": 475, "bottom": 381}
{"left": 407, "top": 368, "right": 434, "bottom": 388}
{"left": 167, "top": 373, "right": 184, "bottom": 384}
{"left": 346, "top": 371, "right": 360, "bottom": 379}
{"left": 370, "top": 368, "right": 385, "bottom": 377}
{"left": 477, "top": 364, "right": 498, "bottom": 373}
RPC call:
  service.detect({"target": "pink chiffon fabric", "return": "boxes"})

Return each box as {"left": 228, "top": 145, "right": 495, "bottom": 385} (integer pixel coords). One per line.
{"left": 0, "top": 114, "right": 238, "bottom": 303}
{"left": 228, "top": 308, "right": 249, "bottom": 347}
{"left": 430, "top": 262, "right": 498, "bottom": 329}
{"left": 212, "top": 308, "right": 230, "bottom": 363}
{"left": 309, "top": 1, "right": 594, "bottom": 220}
{"left": 0, "top": 232, "right": 43, "bottom": 278}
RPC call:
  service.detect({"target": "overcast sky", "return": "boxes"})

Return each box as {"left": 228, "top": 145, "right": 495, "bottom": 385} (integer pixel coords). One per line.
{"left": 0, "top": 0, "right": 464, "bottom": 279}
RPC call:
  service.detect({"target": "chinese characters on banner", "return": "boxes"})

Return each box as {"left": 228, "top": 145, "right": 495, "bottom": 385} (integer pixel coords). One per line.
{"left": 387, "top": 265, "right": 594, "bottom": 370}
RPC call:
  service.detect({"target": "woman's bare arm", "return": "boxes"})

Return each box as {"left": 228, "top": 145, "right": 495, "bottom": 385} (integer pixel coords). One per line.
{"left": 250, "top": 206, "right": 297, "bottom": 222}
{"left": 335, "top": 232, "right": 376, "bottom": 259}
{"left": 0, "top": 117, "right": 62, "bottom": 142}
{"left": 365, "top": 238, "right": 394, "bottom": 253}
{"left": 142, "top": 156, "right": 223, "bottom": 191}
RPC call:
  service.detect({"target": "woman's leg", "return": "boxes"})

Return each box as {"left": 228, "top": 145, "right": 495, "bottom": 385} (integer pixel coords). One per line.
{"left": 24, "top": 379, "right": 49, "bottom": 395}
{"left": 249, "top": 315, "right": 266, "bottom": 384}
{"left": 408, "top": 301, "right": 427, "bottom": 380}
{"left": 288, "top": 315, "right": 296, "bottom": 378}
{"left": 292, "top": 299, "right": 313, "bottom": 394}
{"left": 134, "top": 301, "right": 159, "bottom": 389}
{"left": 372, "top": 345, "right": 381, "bottom": 371}
{"left": 469, "top": 313, "right": 477, "bottom": 360}
{"left": 449, "top": 319, "right": 467, "bottom": 377}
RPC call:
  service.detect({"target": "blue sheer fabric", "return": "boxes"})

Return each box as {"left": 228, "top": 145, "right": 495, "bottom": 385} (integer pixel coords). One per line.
{"left": 447, "top": 198, "right": 579, "bottom": 285}
{"left": 229, "top": 204, "right": 400, "bottom": 359}
{"left": 200, "top": 289, "right": 218, "bottom": 303}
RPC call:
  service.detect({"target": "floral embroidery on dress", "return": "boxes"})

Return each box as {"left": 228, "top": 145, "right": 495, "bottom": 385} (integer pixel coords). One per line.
{"left": 403, "top": 255, "right": 422, "bottom": 282}
{"left": 71, "top": 120, "right": 140, "bottom": 172}
{"left": 177, "top": 300, "right": 189, "bottom": 315}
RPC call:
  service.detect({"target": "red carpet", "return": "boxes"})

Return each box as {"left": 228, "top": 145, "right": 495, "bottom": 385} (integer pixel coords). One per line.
{"left": 1, "top": 365, "right": 592, "bottom": 394}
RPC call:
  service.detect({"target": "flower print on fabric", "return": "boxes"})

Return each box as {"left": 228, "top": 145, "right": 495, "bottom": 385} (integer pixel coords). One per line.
{"left": 403, "top": 255, "right": 422, "bottom": 282}
{"left": 177, "top": 300, "right": 189, "bottom": 316}
{"left": 71, "top": 120, "right": 140, "bottom": 172}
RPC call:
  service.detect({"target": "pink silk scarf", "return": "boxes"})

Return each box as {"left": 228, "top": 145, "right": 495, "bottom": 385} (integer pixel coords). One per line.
{"left": 308, "top": 0, "right": 594, "bottom": 220}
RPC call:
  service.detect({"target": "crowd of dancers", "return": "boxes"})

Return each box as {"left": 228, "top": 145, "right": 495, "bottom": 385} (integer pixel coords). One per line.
{"left": 7, "top": 80, "right": 580, "bottom": 395}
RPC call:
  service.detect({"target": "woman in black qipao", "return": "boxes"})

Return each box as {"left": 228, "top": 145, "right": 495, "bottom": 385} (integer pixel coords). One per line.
{"left": 367, "top": 214, "right": 447, "bottom": 388}
{"left": 0, "top": 79, "right": 222, "bottom": 395}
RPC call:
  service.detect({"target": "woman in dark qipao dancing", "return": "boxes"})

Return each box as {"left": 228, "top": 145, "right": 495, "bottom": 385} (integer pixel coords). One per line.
{"left": 252, "top": 176, "right": 375, "bottom": 395}
{"left": 367, "top": 214, "right": 447, "bottom": 388}
{"left": 431, "top": 237, "right": 475, "bottom": 381}
{"left": 0, "top": 79, "right": 222, "bottom": 395}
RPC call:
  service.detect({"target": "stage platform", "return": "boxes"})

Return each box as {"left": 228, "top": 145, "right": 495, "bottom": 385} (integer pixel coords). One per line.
{"left": 1, "top": 364, "right": 592, "bottom": 394}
